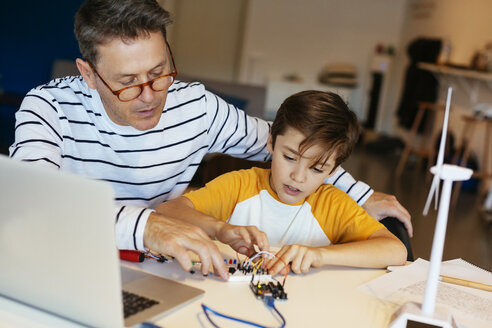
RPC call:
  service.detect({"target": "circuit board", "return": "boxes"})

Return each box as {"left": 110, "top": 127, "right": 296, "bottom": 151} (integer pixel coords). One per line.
{"left": 225, "top": 259, "right": 287, "bottom": 299}
{"left": 250, "top": 279, "right": 288, "bottom": 300}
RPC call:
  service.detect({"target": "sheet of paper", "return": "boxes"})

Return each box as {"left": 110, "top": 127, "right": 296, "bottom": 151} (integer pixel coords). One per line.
{"left": 358, "top": 258, "right": 492, "bottom": 328}
{"left": 440, "top": 258, "right": 492, "bottom": 285}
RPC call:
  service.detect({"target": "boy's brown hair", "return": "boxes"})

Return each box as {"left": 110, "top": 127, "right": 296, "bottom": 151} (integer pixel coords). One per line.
{"left": 270, "top": 90, "right": 360, "bottom": 173}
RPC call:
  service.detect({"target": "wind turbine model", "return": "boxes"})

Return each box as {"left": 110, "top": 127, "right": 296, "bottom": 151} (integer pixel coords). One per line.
{"left": 388, "top": 87, "right": 473, "bottom": 328}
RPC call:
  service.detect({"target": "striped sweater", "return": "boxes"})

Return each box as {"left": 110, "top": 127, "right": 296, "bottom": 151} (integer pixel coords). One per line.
{"left": 9, "top": 76, "right": 373, "bottom": 250}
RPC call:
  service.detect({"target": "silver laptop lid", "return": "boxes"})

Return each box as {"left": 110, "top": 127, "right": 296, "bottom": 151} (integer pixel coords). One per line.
{"left": 0, "top": 155, "right": 124, "bottom": 327}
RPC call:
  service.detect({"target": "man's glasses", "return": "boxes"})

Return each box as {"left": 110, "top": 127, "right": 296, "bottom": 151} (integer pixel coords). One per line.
{"left": 88, "top": 40, "right": 178, "bottom": 102}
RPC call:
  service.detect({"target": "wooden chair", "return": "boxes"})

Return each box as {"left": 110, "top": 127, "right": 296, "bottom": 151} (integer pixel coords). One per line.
{"left": 451, "top": 115, "right": 492, "bottom": 204}
{"left": 395, "top": 102, "right": 446, "bottom": 178}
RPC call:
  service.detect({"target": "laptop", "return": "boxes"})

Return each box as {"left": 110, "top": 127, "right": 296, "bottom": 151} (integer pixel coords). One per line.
{"left": 0, "top": 155, "right": 204, "bottom": 327}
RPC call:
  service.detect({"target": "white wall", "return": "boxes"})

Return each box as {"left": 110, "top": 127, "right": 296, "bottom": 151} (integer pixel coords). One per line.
{"left": 238, "top": 0, "right": 407, "bottom": 119}
{"left": 164, "top": 1, "right": 492, "bottom": 137}
{"left": 161, "top": 0, "right": 246, "bottom": 82}
{"left": 398, "top": 0, "right": 492, "bottom": 66}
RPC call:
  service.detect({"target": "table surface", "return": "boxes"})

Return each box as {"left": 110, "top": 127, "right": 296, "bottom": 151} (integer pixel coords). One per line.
{"left": 0, "top": 243, "right": 397, "bottom": 327}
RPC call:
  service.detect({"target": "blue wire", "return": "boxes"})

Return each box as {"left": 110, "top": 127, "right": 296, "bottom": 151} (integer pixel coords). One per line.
{"left": 201, "top": 297, "right": 286, "bottom": 328}
{"left": 139, "top": 322, "right": 162, "bottom": 328}
{"left": 269, "top": 300, "right": 286, "bottom": 327}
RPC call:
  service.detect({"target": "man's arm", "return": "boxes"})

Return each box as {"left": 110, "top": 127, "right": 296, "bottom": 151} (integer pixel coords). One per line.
{"left": 325, "top": 167, "right": 374, "bottom": 204}
{"left": 10, "top": 87, "right": 233, "bottom": 280}
{"left": 362, "top": 192, "right": 412, "bottom": 237}
{"left": 9, "top": 91, "right": 64, "bottom": 168}
{"left": 268, "top": 229, "right": 407, "bottom": 275}
{"left": 204, "top": 90, "right": 271, "bottom": 161}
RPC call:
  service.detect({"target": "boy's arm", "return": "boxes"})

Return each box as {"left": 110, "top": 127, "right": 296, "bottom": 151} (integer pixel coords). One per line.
{"left": 156, "top": 197, "right": 270, "bottom": 254}
{"left": 267, "top": 228, "right": 407, "bottom": 275}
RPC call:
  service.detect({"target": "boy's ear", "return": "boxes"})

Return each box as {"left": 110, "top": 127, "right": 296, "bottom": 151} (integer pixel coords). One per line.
{"left": 267, "top": 135, "right": 274, "bottom": 154}
{"left": 76, "top": 58, "right": 97, "bottom": 90}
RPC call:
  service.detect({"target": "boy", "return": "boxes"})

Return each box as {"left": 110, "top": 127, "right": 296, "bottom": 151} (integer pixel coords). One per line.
{"left": 157, "top": 91, "right": 407, "bottom": 274}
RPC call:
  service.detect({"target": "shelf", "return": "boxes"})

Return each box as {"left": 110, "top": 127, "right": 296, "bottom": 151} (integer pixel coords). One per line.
{"left": 418, "top": 63, "right": 492, "bottom": 104}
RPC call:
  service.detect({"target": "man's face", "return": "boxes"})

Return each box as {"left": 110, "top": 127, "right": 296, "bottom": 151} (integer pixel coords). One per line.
{"left": 92, "top": 31, "right": 171, "bottom": 131}
{"left": 267, "top": 127, "right": 338, "bottom": 204}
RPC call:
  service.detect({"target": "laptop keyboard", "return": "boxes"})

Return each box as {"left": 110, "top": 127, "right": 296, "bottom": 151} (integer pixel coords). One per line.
{"left": 122, "top": 290, "right": 160, "bottom": 318}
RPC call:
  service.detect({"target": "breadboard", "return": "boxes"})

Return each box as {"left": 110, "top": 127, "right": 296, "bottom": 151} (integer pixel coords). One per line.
{"left": 228, "top": 271, "right": 272, "bottom": 282}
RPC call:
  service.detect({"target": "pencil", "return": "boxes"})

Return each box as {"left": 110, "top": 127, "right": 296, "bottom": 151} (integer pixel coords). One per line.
{"left": 439, "top": 275, "right": 492, "bottom": 292}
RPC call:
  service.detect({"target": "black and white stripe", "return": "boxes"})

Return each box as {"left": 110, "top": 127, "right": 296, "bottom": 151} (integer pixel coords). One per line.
{"left": 325, "top": 167, "right": 373, "bottom": 205}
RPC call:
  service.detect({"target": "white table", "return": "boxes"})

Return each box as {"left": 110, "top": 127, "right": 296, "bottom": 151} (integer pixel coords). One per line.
{"left": 0, "top": 243, "right": 396, "bottom": 327}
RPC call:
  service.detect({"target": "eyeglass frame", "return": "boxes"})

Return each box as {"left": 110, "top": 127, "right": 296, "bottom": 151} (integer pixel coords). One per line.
{"left": 87, "top": 39, "right": 178, "bottom": 102}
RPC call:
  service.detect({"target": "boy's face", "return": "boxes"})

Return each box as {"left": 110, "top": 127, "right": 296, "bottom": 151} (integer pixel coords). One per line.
{"left": 267, "top": 127, "right": 338, "bottom": 204}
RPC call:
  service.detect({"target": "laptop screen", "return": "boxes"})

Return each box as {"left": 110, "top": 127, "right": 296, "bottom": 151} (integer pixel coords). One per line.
{"left": 0, "top": 155, "right": 124, "bottom": 327}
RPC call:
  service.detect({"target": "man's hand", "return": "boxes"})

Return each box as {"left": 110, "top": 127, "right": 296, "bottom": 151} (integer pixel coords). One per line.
{"left": 143, "top": 212, "right": 229, "bottom": 280}
{"left": 215, "top": 223, "right": 270, "bottom": 256}
{"left": 362, "top": 191, "right": 413, "bottom": 237}
{"left": 267, "top": 244, "right": 322, "bottom": 275}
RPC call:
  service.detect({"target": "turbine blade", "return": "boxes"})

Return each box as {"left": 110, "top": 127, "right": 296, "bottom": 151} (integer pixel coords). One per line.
{"left": 436, "top": 88, "right": 452, "bottom": 168}
{"left": 423, "top": 174, "right": 440, "bottom": 215}
{"left": 423, "top": 87, "right": 452, "bottom": 216}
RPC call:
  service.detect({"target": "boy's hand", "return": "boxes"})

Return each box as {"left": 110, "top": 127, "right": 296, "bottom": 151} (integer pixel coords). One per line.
{"left": 267, "top": 244, "right": 322, "bottom": 275}
{"left": 215, "top": 223, "right": 270, "bottom": 255}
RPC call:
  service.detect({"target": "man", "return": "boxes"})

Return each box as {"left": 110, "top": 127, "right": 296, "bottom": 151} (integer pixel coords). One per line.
{"left": 9, "top": 0, "right": 410, "bottom": 280}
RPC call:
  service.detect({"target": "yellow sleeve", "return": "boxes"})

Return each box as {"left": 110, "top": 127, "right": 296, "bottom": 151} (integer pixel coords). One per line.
{"left": 183, "top": 169, "right": 259, "bottom": 222}
{"left": 309, "top": 185, "right": 385, "bottom": 244}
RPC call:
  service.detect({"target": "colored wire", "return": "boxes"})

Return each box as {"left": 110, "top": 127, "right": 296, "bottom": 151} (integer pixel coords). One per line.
{"left": 143, "top": 249, "right": 171, "bottom": 262}
{"left": 139, "top": 322, "right": 163, "bottom": 328}
{"left": 266, "top": 297, "right": 286, "bottom": 326}
{"left": 247, "top": 250, "right": 276, "bottom": 263}
{"left": 201, "top": 300, "right": 286, "bottom": 328}
{"left": 145, "top": 253, "right": 161, "bottom": 260}
{"left": 253, "top": 258, "right": 264, "bottom": 274}
{"left": 244, "top": 251, "right": 289, "bottom": 286}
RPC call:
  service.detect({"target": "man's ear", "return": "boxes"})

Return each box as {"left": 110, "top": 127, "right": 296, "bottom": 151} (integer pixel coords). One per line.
{"left": 267, "top": 134, "right": 274, "bottom": 154}
{"left": 76, "top": 58, "right": 97, "bottom": 89}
